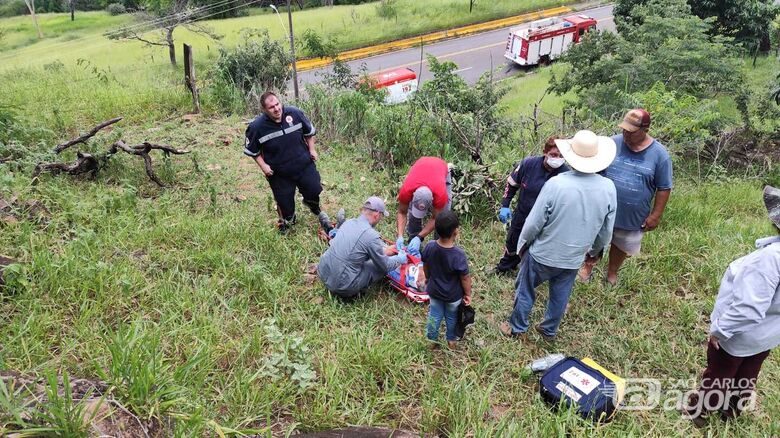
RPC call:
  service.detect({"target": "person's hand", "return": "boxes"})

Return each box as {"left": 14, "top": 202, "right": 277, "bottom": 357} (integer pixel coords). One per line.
{"left": 396, "top": 236, "right": 405, "bottom": 251}
{"left": 395, "top": 250, "right": 408, "bottom": 263}
{"left": 463, "top": 295, "right": 471, "bottom": 305}
{"left": 498, "top": 207, "right": 511, "bottom": 224}
{"left": 408, "top": 236, "right": 421, "bottom": 253}
{"left": 260, "top": 163, "right": 274, "bottom": 177}
{"left": 642, "top": 214, "right": 661, "bottom": 231}
{"left": 708, "top": 335, "right": 720, "bottom": 350}
{"left": 383, "top": 245, "right": 397, "bottom": 256}
{"left": 310, "top": 149, "right": 318, "bottom": 161}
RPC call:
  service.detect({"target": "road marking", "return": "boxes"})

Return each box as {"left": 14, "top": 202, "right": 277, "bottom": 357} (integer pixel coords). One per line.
{"left": 453, "top": 67, "right": 473, "bottom": 73}
{"left": 371, "top": 41, "right": 506, "bottom": 74}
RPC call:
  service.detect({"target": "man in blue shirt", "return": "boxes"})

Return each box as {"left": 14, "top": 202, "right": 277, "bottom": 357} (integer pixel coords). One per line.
{"left": 244, "top": 92, "right": 324, "bottom": 233}
{"left": 500, "top": 130, "right": 617, "bottom": 340}
{"left": 578, "top": 109, "right": 673, "bottom": 285}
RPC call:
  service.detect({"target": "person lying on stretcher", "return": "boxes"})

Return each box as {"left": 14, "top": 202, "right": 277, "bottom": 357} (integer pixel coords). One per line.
{"left": 317, "top": 196, "right": 426, "bottom": 300}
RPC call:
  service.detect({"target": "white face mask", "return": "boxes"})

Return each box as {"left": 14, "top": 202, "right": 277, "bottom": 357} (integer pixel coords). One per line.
{"left": 547, "top": 156, "right": 566, "bottom": 169}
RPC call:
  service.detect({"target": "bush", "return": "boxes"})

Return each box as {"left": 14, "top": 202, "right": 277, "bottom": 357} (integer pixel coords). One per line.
{"left": 106, "top": 3, "right": 127, "bottom": 15}
{"left": 375, "top": 0, "right": 397, "bottom": 20}
{"left": 210, "top": 29, "right": 291, "bottom": 113}
{"left": 0, "top": 0, "right": 27, "bottom": 18}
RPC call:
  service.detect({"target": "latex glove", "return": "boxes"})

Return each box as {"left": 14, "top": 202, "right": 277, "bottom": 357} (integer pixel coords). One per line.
{"left": 498, "top": 207, "right": 511, "bottom": 224}
{"left": 396, "top": 236, "right": 405, "bottom": 251}
{"left": 394, "top": 250, "right": 408, "bottom": 264}
{"left": 408, "top": 236, "right": 421, "bottom": 253}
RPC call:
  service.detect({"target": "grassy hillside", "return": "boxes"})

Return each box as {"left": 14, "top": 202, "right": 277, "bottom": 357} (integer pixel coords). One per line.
{"left": 2, "top": 66, "right": 780, "bottom": 435}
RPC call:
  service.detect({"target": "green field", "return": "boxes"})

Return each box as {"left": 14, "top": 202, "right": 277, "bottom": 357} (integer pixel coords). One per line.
{"left": 1, "top": 0, "right": 572, "bottom": 71}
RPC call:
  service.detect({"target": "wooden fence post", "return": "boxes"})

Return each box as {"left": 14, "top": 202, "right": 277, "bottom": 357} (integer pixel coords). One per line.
{"left": 183, "top": 43, "right": 201, "bottom": 114}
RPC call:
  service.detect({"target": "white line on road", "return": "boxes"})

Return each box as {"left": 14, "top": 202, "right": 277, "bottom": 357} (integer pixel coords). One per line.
{"left": 453, "top": 67, "right": 473, "bottom": 73}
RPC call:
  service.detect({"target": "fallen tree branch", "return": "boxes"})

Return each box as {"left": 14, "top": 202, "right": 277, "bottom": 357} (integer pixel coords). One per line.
{"left": 32, "top": 151, "right": 99, "bottom": 180}
{"left": 53, "top": 117, "right": 123, "bottom": 154}
{"left": 108, "top": 140, "right": 190, "bottom": 187}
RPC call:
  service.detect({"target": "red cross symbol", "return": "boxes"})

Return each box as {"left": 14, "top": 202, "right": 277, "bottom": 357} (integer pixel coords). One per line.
{"left": 581, "top": 378, "right": 591, "bottom": 386}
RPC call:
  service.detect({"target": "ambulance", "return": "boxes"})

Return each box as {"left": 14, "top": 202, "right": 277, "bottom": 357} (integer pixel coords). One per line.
{"left": 504, "top": 14, "right": 597, "bottom": 66}
{"left": 367, "top": 67, "right": 418, "bottom": 104}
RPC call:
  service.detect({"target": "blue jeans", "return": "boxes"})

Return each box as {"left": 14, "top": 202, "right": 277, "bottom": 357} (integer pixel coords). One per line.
{"left": 427, "top": 297, "right": 461, "bottom": 342}
{"left": 508, "top": 254, "right": 578, "bottom": 337}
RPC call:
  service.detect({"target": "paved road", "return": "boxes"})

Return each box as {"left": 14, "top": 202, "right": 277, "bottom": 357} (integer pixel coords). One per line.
{"left": 298, "top": 4, "right": 615, "bottom": 90}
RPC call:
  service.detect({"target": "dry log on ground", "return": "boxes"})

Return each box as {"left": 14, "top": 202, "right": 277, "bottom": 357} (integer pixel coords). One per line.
{"left": 53, "top": 117, "right": 123, "bottom": 154}
{"left": 32, "top": 151, "right": 98, "bottom": 179}
{"left": 108, "top": 140, "right": 190, "bottom": 187}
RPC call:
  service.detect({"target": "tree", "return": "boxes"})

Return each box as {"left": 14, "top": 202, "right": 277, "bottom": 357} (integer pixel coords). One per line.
{"left": 22, "top": 0, "right": 43, "bottom": 39}
{"left": 614, "top": 0, "right": 780, "bottom": 51}
{"left": 550, "top": 0, "right": 745, "bottom": 118}
{"left": 106, "top": 0, "right": 221, "bottom": 66}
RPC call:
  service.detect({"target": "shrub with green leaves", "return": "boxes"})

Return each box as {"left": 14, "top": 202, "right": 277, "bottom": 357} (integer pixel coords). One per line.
{"left": 210, "top": 29, "right": 291, "bottom": 113}
{"left": 106, "top": 3, "right": 126, "bottom": 15}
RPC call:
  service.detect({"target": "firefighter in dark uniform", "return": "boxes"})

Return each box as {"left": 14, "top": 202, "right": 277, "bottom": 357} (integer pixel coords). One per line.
{"left": 244, "top": 91, "right": 325, "bottom": 233}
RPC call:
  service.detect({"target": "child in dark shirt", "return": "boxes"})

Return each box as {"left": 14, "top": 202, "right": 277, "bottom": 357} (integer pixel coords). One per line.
{"left": 421, "top": 210, "right": 472, "bottom": 348}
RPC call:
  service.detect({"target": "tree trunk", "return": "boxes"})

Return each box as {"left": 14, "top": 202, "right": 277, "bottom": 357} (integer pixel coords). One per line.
{"left": 166, "top": 27, "right": 176, "bottom": 66}
{"left": 23, "top": 0, "right": 44, "bottom": 39}
{"left": 70, "top": 0, "right": 74, "bottom": 21}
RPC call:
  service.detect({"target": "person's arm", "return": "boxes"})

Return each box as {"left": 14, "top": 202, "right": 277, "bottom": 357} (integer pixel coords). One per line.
{"left": 589, "top": 186, "right": 617, "bottom": 258}
{"left": 642, "top": 189, "right": 670, "bottom": 231}
{"left": 253, "top": 155, "right": 273, "bottom": 176}
{"left": 306, "top": 135, "right": 318, "bottom": 161}
{"left": 710, "top": 256, "right": 780, "bottom": 342}
{"left": 244, "top": 125, "right": 272, "bottom": 176}
{"left": 300, "top": 110, "right": 318, "bottom": 161}
{"left": 396, "top": 202, "right": 409, "bottom": 240}
{"left": 501, "top": 162, "right": 524, "bottom": 208}
{"left": 461, "top": 274, "right": 472, "bottom": 305}
{"left": 417, "top": 207, "right": 443, "bottom": 239}
{"left": 364, "top": 233, "right": 403, "bottom": 273}
{"left": 515, "top": 183, "right": 553, "bottom": 254}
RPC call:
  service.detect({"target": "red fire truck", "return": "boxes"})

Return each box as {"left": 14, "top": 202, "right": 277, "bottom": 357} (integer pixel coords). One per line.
{"left": 504, "top": 14, "right": 597, "bottom": 66}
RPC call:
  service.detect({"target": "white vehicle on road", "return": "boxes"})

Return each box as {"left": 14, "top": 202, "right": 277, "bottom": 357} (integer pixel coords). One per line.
{"left": 505, "top": 14, "right": 597, "bottom": 66}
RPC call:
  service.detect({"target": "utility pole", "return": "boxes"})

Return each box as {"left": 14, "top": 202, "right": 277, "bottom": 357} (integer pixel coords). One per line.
{"left": 286, "top": 0, "right": 299, "bottom": 99}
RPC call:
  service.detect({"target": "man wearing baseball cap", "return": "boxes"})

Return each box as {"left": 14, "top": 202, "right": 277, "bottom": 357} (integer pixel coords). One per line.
{"left": 395, "top": 157, "right": 453, "bottom": 253}
{"left": 500, "top": 130, "right": 617, "bottom": 340}
{"left": 317, "top": 196, "right": 408, "bottom": 299}
{"left": 578, "top": 108, "right": 673, "bottom": 286}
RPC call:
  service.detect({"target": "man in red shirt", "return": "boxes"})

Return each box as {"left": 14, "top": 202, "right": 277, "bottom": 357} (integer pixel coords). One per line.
{"left": 396, "top": 157, "right": 452, "bottom": 252}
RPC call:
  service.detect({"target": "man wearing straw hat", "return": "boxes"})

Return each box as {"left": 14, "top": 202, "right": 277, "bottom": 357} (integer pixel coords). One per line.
{"left": 684, "top": 186, "right": 780, "bottom": 427}
{"left": 500, "top": 130, "right": 617, "bottom": 340}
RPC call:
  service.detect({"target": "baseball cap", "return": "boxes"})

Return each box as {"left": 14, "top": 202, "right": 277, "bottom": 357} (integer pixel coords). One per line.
{"left": 410, "top": 186, "right": 433, "bottom": 219}
{"left": 363, "top": 196, "right": 389, "bottom": 217}
{"left": 618, "top": 108, "right": 651, "bottom": 132}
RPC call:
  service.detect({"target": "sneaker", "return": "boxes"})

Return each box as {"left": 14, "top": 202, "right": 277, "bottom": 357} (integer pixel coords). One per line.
{"left": 499, "top": 322, "right": 525, "bottom": 339}
{"left": 336, "top": 208, "right": 346, "bottom": 228}
{"left": 318, "top": 212, "right": 333, "bottom": 233}
{"left": 534, "top": 324, "right": 556, "bottom": 342}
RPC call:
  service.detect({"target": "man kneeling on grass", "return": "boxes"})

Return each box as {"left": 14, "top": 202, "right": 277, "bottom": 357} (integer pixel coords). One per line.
{"left": 317, "top": 197, "right": 408, "bottom": 300}
{"left": 422, "top": 210, "right": 472, "bottom": 349}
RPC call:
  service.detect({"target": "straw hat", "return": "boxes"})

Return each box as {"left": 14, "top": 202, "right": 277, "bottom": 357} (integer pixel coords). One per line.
{"left": 554, "top": 130, "right": 616, "bottom": 173}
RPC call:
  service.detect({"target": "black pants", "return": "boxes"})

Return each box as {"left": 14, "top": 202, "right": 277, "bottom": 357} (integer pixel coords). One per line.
{"left": 267, "top": 163, "right": 322, "bottom": 222}
{"left": 495, "top": 214, "right": 525, "bottom": 272}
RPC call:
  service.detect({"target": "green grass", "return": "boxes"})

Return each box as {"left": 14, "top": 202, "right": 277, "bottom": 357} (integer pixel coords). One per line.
{"left": 1, "top": 0, "right": 574, "bottom": 72}
{"left": 500, "top": 63, "right": 573, "bottom": 118}
{"left": 1, "top": 114, "right": 780, "bottom": 435}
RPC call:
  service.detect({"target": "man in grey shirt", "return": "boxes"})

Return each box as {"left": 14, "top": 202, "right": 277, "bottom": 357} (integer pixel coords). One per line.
{"left": 500, "top": 130, "right": 617, "bottom": 340}
{"left": 318, "top": 196, "right": 407, "bottom": 299}
{"left": 685, "top": 185, "right": 780, "bottom": 426}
